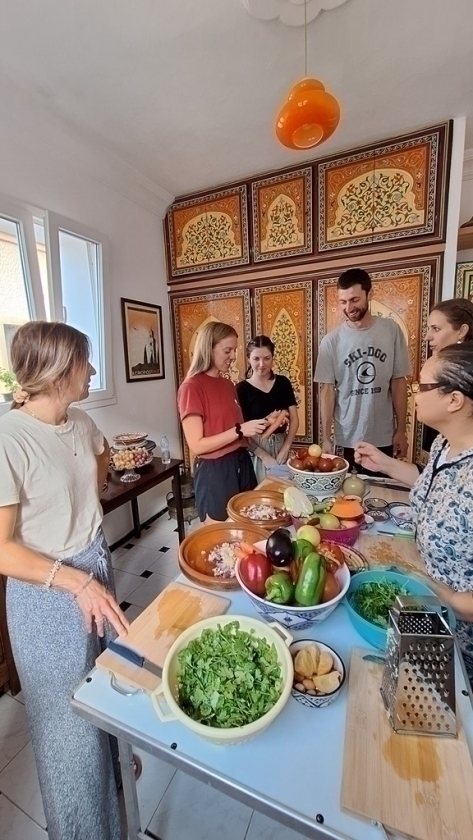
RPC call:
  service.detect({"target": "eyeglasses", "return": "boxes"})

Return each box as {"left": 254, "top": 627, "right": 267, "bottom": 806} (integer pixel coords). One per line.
{"left": 411, "top": 382, "right": 441, "bottom": 394}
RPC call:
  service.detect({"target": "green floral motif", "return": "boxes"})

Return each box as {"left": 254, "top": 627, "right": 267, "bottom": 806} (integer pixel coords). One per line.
{"left": 180, "top": 213, "right": 240, "bottom": 266}
{"left": 270, "top": 310, "right": 301, "bottom": 407}
{"left": 264, "top": 197, "right": 302, "bottom": 251}
{"left": 331, "top": 171, "right": 421, "bottom": 239}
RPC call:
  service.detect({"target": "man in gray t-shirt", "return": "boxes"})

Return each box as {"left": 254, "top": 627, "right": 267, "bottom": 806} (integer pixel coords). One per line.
{"left": 314, "top": 268, "right": 411, "bottom": 470}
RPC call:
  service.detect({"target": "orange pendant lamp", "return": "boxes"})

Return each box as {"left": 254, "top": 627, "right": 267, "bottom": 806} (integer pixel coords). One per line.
{"left": 275, "top": 3, "right": 341, "bottom": 150}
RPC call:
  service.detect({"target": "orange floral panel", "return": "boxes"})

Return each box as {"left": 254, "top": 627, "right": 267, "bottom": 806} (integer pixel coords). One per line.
{"left": 317, "top": 124, "right": 450, "bottom": 252}
{"left": 168, "top": 186, "right": 249, "bottom": 277}
{"left": 251, "top": 168, "right": 312, "bottom": 262}
{"left": 171, "top": 289, "right": 251, "bottom": 385}
{"left": 254, "top": 281, "right": 313, "bottom": 442}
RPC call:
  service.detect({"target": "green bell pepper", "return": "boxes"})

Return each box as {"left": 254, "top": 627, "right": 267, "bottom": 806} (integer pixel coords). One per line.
{"left": 294, "top": 553, "right": 326, "bottom": 607}
{"left": 265, "top": 571, "right": 294, "bottom": 605}
{"left": 289, "top": 538, "right": 314, "bottom": 583}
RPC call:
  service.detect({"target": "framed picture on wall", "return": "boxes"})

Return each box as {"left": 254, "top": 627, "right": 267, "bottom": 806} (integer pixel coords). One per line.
{"left": 121, "top": 298, "right": 165, "bottom": 382}
{"left": 455, "top": 262, "right": 473, "bottom": 302}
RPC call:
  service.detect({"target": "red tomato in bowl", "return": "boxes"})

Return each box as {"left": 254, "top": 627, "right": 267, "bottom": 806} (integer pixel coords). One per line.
{"left": 322, "top": 572, "right": 340, "bottom": 603}
{"left": 238, "top": 553, "right": 272, "bottom": 597}
{"left": 319, "top": 542, "right": 345, "bottom": 574}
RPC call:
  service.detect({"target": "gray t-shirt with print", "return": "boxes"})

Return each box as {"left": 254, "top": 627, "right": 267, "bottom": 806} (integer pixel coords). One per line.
{"left": 314, "top": 317, "right": 411, "bottom": 448}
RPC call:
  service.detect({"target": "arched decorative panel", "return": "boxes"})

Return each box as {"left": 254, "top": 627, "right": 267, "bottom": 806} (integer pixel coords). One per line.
{"left": 254, "top": 280, "right": 313, "bottom": 442}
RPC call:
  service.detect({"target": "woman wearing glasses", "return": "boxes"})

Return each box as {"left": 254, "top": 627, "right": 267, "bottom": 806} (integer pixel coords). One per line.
{"left": 422, "top": 298, "right": 473, "bottom": 453}
{"left": 355, "top": 344, "right": 473, "bottom": 686}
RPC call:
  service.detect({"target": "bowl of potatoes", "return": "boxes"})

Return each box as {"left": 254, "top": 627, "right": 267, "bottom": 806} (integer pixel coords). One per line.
{"left": 289, "top": 639, "right": 346, "bottom": 708}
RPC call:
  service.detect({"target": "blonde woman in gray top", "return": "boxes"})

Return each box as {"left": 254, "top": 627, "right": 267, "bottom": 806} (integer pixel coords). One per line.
{"left": 0, "top": 321, "right": 129, "bottom": 840}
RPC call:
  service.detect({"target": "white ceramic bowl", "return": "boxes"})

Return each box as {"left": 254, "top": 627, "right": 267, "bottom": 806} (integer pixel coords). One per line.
{"left": 235, "top": 560, "right": 350, "bottom": 630}
{"left": 287, "top": 455, "right": 349, "bottom": 497}
{"left": 290, "top": 639, "right": 346, "bottom": 708}
{"left": 151, "top": 615, "right": 294, "bottom": 746}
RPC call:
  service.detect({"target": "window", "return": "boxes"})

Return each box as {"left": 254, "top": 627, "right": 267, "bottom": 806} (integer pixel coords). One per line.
{"left": 0, "top": 196, "right": 114, "bottom": 411}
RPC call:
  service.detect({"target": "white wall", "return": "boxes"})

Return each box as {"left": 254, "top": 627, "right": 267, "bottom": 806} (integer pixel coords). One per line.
{"left": 460, "top": 150, "right": 473, "bottom": 225}
{"left": 0, "top": 87, "right": 180, "bottom": 545}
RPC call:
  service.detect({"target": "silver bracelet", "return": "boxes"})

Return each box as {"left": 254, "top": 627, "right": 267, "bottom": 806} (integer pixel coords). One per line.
{"left": 44, "top": 559, "right": 62, "bottom": 590}
{"left": 74, "top": 572, "right": 94, "bottom": 599}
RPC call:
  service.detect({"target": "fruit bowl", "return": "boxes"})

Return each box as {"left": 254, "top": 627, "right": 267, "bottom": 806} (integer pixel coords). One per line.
{"left": 290, "top": 515, "right": 361, "bottom": 546}
{"left": 151, "top": 615, "right": 294, "bottom": 745}
{"left": 235, "top": 558, "right": 350, "bottom": 630}
{"left": 287, "top": 455, "right": 349, "bottom": 497}
{"left": 317, "top": 521, "right": 362, "bottom": 547}
{"left": 111, "top": 453, "right": 153, "bottom": 471}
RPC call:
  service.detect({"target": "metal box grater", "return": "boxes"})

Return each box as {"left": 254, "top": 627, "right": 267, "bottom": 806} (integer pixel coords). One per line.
{"left": 380, "top": 595, "right": 456, "bottom": 737}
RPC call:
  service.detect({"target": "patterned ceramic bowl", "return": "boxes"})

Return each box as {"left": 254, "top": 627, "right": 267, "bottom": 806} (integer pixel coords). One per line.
{"left": 387, "top": 502, "right": 414, "bottom": 532}
{"left": 287, "top": 455, "right": 349, "bottom": 497}
{"left": 235, "top": 559, "right": 350, "bottom": 630}
{"left": 289, "top": 639, "right": 346, "bottom": 709}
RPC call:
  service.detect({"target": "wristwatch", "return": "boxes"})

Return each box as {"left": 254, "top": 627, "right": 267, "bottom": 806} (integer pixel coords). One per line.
{"left": 235, "top": 423, "right": 244, "bottom": 440}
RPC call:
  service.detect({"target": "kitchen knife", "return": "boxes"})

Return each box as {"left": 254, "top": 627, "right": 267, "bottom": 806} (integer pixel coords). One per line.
{"left": 108, "top": 639, "right": 162, "bottom": 678}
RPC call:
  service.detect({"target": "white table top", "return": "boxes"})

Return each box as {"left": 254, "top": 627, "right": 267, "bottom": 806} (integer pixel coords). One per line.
{"left": 72, "top": 575, "right": 473, "bottom": 840}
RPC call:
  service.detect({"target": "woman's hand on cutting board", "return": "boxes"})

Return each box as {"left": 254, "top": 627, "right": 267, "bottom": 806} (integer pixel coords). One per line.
{"left": 73, "top": 574, "right": 130, "bottom": 637}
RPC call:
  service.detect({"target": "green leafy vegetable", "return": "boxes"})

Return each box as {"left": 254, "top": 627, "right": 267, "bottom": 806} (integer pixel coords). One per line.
{"left": 176, "top": 621, "right": 282, "bottom": 728}
{"left": 350, "top": 580, "right": 408, "bottom": 627}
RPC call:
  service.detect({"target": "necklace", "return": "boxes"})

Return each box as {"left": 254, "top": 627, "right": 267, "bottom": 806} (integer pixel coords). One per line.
{"left": 22, "top": 406, "right": 77, "bottom": 456}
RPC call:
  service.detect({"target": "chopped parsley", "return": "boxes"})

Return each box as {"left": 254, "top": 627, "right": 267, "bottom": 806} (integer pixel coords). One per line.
{"left": 177, "top": 621, "right": 283, "bottom": 728}
{"left": 350, "top": 580, "right": 408, "bottom": 628}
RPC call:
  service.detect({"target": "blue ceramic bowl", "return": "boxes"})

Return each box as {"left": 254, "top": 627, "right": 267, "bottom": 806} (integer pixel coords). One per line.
{"left": 345, "top": 570, "right": 441, "bottom": 651}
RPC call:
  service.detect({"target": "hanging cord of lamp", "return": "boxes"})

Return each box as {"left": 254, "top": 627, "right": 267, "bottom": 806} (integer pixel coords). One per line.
{"left": 275, "top": 0, "right": 341, "bottom": 150}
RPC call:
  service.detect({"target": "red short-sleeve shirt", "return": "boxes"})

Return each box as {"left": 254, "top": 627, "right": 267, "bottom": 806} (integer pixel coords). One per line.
{"left": 177, "top": 372, "right": 246, "bottom": 459}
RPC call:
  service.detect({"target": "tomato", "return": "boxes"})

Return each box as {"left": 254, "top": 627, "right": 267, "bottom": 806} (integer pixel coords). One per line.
{"left": 319, "top": 542, "right": 345, "bottom": 574}
{"left": 238, "top": 553, "right": 272, "bottom": 597}
{"left": 321, "top": 572, "right": 340, "bottom": 603}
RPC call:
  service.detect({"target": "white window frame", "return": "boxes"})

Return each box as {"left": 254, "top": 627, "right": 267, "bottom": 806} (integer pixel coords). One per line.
{"left": 0, "top": 196, "right": 46, "bottom": 322}
{"left": 46, "top": 212, "right": 115, "bottom": 408}
{"left": 0, "top": 195, "right": 115, "bottom": 415}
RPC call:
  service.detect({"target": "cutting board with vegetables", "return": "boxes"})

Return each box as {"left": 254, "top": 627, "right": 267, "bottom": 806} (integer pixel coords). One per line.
{"left": 341, "top": 648, "right": 473, "bottom": 840}
{"left": 96, "top": 582, "right": 230, "bottom": 693}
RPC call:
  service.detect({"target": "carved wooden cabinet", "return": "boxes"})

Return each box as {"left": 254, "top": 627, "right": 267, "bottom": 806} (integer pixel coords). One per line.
{"left": 166, "top": 122, "right": 450, "bottom": 468}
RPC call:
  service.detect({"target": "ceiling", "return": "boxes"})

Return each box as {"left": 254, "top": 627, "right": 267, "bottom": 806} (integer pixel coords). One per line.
{"left": 1, "top": 0, "right": 473, "bottom": 199}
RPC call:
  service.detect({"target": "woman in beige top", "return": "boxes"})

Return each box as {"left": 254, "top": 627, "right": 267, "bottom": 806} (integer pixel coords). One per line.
{"left": 0, "top": 321, "right": 129, "bottom": 840}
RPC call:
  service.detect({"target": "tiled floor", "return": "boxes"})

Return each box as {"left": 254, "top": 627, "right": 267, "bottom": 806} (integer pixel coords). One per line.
{"left": 0, "top": 514, "right": 305, "bottom": 840}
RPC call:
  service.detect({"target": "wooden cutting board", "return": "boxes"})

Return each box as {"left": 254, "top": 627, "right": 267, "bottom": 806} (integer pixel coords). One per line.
{"left": 341, "top": 648, "right": 473, "bottom": 840}
{"left": 96, "top": 582, "right": 230, "bottom": 693}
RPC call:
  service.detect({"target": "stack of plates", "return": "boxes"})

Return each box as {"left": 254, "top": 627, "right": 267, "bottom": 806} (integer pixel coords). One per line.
{"left": 111, "top": 432, "right": 156, "bottom": 455}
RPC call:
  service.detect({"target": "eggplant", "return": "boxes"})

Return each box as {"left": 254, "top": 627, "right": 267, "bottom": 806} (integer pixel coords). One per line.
{"left": 266, "top": 528, "right": 294, "bottom": 568}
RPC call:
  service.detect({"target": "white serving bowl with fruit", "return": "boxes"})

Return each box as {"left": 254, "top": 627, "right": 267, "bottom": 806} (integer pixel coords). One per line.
{"left": 290, "top": 639, "right": 346, "bottom": 708}
{"left": 235, "top": 524, "right": 351, "bottom": 631}
{"left": 287, "top": 445, "right": 349, "bottom": 496}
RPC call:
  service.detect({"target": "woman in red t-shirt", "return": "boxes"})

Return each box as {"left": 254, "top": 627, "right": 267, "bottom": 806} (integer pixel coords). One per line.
{"left": 177, "top": 322, "right": 269, "bottom": 522}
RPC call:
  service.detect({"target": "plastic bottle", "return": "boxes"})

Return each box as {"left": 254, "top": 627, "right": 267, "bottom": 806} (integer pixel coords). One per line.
{"left": 160, "top": 435, "right": 171, "bottom": 465}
